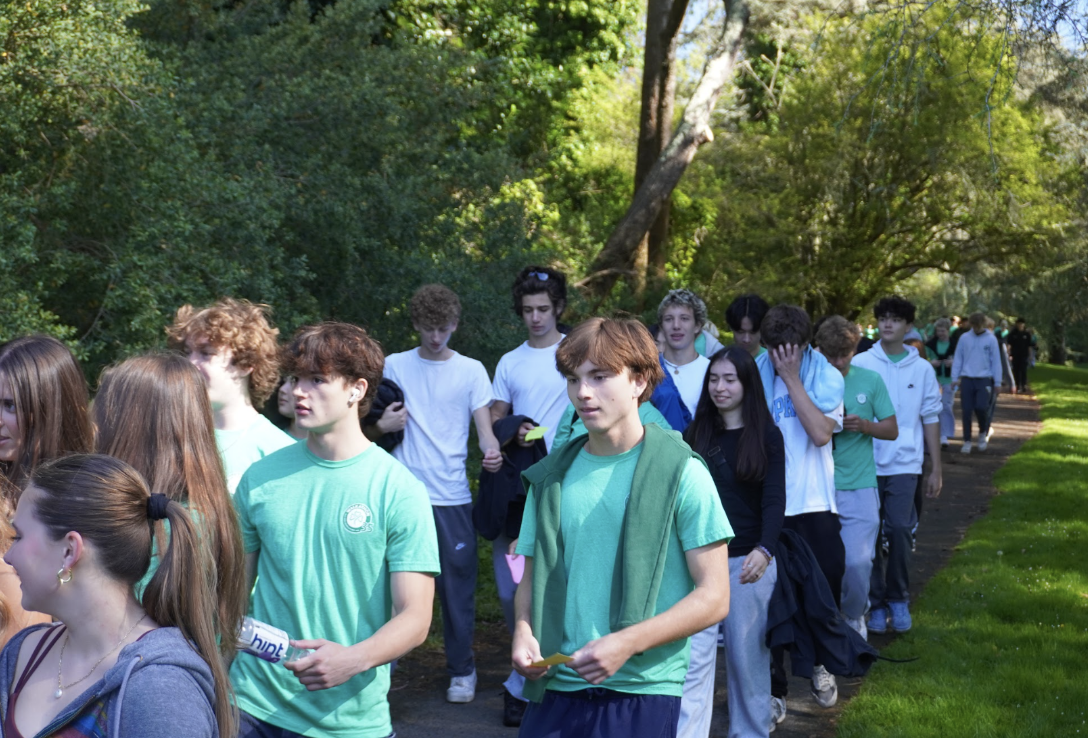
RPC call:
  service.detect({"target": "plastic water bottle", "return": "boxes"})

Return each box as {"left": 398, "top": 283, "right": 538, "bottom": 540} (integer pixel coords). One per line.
{"left": 237, "top": 617, "right": 313, "bottom": 666}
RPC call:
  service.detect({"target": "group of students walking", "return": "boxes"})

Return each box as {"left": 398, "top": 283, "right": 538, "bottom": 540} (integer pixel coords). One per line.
{"left": 0, "top": 269, "right": 1024, "bottom": 738}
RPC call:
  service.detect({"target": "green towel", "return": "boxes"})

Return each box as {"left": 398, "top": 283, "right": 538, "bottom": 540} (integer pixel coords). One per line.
{"left": 519, "top": 423, "right": 705, "bottom": 701}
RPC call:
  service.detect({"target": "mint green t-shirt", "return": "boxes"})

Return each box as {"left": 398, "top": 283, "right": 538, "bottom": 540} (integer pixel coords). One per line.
{"left": 231, "top": 442, "right": 440, "bottom": 738}
{"left": 216, "top": 413, "right": 296, "bottom": 494}
{"left": 834, "top": 366, "right": 895, "bottom": 491}
{"left": 516, "top": 443, "right": 733, "bottom": 697}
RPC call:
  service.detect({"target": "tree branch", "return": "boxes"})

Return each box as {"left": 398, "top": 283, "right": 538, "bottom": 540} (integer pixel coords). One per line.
{"left": 585, "top": 0, "right": 750, "bottom": 297}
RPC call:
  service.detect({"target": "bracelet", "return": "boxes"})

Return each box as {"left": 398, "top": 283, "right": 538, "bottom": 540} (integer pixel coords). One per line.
{"left": 756, "top": 545, "right": 773, "bottom": 561}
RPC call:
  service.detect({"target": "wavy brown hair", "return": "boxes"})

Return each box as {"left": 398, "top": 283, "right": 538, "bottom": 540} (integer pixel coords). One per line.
{"left": 94, "top": 353, "right": 246, "bottom": 660}
{"left": 30, "top": 454, "right": 236, "bottom": 738}
{"left": 282, "top": 322, "right": 385, "bottom": 417}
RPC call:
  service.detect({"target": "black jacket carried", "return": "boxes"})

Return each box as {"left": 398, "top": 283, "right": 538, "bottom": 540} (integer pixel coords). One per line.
{"left": 473, "top": 414, "right": 548, "bottom": 541}
{"left": 362, "top": 378, "right": 405, "bottom": 452}
{"left": 766, "top": 528, "right": 879, "bottom": 679}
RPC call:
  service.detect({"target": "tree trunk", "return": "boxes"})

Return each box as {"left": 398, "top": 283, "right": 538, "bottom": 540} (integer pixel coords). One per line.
{"left": 636, "top": 0, "right": 690, "bottom": 298}
{"left": 584, "top": 0, "right": 750, "bottom": 301}
{"left": 1050, "top": 317, "right": 1066, "bottom": 364}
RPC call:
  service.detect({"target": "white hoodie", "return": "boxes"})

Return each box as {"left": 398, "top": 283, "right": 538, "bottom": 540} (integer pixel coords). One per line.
{"left": 852, "top": 343, "right": 941, "bottom": 475}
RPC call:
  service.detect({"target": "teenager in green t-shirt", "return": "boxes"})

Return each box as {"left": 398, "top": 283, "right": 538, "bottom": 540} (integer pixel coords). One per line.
{"left": 512, "top": 317, "right": 732, "bottom": 738}
{"left": 231, "top": 322, "right": 440, "bottom": 738}
{"left": 815, "top": 317, "right": 898, "bottom": 640}
{"left": 167, "top": 298, "right": 295, "bottom": 494}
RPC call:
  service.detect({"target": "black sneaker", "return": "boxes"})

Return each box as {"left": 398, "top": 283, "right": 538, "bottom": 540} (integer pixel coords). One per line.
{"left": 503, "top": 689, "right": 527, "bottom": 727}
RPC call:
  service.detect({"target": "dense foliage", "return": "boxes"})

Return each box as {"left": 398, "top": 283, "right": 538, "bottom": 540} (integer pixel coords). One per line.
{"left": 2, "top": 0, "right": 1084, "bottom": 371}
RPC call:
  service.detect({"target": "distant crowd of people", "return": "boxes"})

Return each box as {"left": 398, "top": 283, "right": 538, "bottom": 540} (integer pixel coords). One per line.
{"left": 0, "top": 270, "right": 1034, "bottom": 738}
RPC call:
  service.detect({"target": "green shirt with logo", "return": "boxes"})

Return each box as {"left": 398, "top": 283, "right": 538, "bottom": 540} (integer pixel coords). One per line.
{"left": 231, "top": 442, "right": 440, "bottom": 737}
{"left": 834, "top": 365, "right": 896, "bottom": 491}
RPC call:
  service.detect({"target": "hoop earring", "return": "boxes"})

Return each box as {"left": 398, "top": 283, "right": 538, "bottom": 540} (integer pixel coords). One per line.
{"left": 56, "top": 567, "right": 73, "bottom": 585}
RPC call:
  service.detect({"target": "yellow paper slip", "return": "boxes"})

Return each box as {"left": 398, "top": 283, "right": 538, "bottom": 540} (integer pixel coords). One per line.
{"left": 530, "top": 652, "right": 573, "bottom": 668}
{"left": 524, "top": 426, "right": 548, "bottom": 442}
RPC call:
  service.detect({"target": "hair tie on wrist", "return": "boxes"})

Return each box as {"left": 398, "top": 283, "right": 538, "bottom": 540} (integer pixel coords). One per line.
{"left": 147, "top": 493, "right": 170, "bottom": 521}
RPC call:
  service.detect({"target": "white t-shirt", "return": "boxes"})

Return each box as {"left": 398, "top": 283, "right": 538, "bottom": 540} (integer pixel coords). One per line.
{"left": 492, "top": 340, "right": 568, "bottom": 451}
{"left": 384, "top": 349, "right": 494, "bottom": 506}
{"left": 668, "top": 354, "right": 710, "bottom": 416}
{"left": 771, "top": 375, "right": 843, "bottom": 517}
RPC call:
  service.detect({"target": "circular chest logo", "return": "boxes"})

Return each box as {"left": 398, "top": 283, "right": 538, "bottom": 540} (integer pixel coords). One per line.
{"left": 856, "top": 393, "right": 868, "bottom": 405}
{"left": 344, "top": 503, "right": 374, "bottom": 533}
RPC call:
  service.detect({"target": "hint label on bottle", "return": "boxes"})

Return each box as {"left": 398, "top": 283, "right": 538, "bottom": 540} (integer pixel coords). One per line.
{"left": 240, "top": 620, "right": 291, "bottom": 664}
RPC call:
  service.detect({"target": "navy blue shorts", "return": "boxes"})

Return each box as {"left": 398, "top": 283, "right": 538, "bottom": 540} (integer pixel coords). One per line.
{"left": 518, "top": 688, "right": 681, "bottom": 738}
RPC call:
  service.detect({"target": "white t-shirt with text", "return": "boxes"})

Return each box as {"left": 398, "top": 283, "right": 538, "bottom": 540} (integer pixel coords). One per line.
{"left": 771, "top": 375, "right": 844, "bottom": 517}
{"left": 384, "top": 349, "right": 494, "bottom": 506}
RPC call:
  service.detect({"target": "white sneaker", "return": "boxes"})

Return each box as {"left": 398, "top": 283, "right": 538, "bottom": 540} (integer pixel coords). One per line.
{"left": 845, "top": 614, "right": 868, "bottom": 641}
{"left": 978, "top": 438, "right": 988, "bottom": 451}
{"left": 446, "top": 669, "right": 477, "bottom": 703}
{"left": 985, "top": 426, "right": 995, "bottom": 441}
{"left": 961, "top": 441, "right": 973, "bottom": 454}
{"left": 811, "top": 665, "right": 838, "bottom": 707}
{"left": 770, "top": 695, "right": 787, "bottom": 732}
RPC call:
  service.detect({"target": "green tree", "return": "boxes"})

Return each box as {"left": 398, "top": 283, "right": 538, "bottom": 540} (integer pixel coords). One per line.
{"left": 682, "top": 7, "right": 1067, "bottom": 318}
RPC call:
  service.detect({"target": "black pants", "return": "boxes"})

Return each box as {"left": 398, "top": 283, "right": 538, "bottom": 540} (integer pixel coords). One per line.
{"left": 770, "top": 510, "right": 845, "bottom": 697}
{"left": 1012, "top": 356, "right": 1029, "bottom": 390}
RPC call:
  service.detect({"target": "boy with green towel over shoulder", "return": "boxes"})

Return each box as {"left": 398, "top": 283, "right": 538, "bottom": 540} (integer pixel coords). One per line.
{"left": 511, "top": 317, "right": 733, "bottom": 738}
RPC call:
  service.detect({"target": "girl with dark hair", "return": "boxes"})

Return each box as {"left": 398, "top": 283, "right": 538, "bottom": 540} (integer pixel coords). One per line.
{"left": 1, "top": 454, "right": 236, "bottom": 737}
{"left": 0, "top": 335, "right": 94, "bottom": 645}
{"left": 94, "top": 353, "right": 248, "bottom": 659}
{"left": 272, "top": 378, "right": 308, "bottom": 440}
{"left": 679, "top": 347, "right": 786, "bottom": 738}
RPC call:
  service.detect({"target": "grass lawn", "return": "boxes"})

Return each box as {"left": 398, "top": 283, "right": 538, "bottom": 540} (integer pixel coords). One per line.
{"left": 839, "top": 364, "right": 1088, "bottom": 737}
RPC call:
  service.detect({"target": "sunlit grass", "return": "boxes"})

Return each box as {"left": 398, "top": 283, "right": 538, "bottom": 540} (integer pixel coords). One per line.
{"left": 839, "top": 365, "right": 1088, "bottom": 738}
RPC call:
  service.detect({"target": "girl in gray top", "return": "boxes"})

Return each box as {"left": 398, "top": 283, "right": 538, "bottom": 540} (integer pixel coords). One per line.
{"left": 0, "top": 454, "right": 236, "bottom": 738}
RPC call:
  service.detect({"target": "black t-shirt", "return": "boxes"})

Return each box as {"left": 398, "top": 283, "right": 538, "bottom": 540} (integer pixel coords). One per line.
{"left": 702, "top": 424, "right": 786, "bottom": 557}
{"left": 1008, "top": 329, "right": 1033, "bottom": 359}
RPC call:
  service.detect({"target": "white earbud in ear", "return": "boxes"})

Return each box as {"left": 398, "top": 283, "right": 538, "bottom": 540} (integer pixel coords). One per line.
{"left": 349, "top": 390, "right": 361, "bottom": 403}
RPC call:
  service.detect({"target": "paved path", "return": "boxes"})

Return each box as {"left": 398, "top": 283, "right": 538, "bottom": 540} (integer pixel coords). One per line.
{"left": 388, "top": 392, "right": 1042, "bottom": 737}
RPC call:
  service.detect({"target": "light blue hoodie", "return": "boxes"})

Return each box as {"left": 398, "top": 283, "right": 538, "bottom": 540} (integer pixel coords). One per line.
{"left": 0, "top": 625, "right": 218, "bottom": 738}
{"left": 755, "top": 345, "right": 845, "bottom": 414}
{"left": 852, "top": 343, "right": 942, "bottom": 475}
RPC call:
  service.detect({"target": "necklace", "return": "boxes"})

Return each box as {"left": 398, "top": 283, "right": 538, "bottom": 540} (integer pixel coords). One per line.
{"left": 55, "top": 614, "right": 146, "bottom": 700}
{"left": 662, "top": 358, "right": 681, "bottom": 375}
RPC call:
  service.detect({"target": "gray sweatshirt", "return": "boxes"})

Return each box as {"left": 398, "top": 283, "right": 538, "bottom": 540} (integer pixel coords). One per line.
{"left": 951, "top": 329, "right": 1002, "bottom": 384}
{"left": 0, "top": 625, "right": 218, "bottom": 738}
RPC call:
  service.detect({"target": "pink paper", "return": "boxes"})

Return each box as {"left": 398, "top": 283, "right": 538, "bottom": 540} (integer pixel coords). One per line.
{"left": 505, "top": 554, "right": 525, "bottom": 584}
